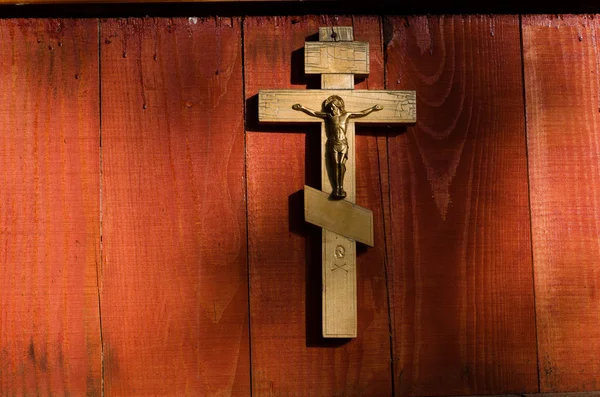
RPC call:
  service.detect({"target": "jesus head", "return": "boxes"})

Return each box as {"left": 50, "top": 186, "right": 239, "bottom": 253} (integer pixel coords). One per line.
{"left": 323, "top": 95, "right": 345, "bottom": 115}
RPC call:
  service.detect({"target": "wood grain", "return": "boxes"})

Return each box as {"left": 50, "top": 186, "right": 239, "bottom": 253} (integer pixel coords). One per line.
{"left": 0, "top": 19, "right": 102, "bottom": 396}
{"left": 523, "top": 14, "right": 600, "bottom": 392}
{"left": 304, "top": 42, "right": 370, "bottom": 75}
{"left": 319, "top": 26, "right": 355, "bottom": 42}
{"left": 100, "top": 17, "right": 249, "bottom": 396}
{"left": 259, "top": 89, "right": 416, "bottom": 123}
{"left": 385, "top": 15, "right": 538, "bottom": 395}
{"left": 317, "top": 27, "right": 361, "bottom": 338}
{"left": 304, "top": 185, "right": 374, "bottom": 247}
{"left": 245, "top": 15, "right": 393, "bottom": 395}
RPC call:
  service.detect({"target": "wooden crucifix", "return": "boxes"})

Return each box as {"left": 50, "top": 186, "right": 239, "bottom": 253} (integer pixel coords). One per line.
{"left": 259, "top": 26, "right": 416, "bottom": 338}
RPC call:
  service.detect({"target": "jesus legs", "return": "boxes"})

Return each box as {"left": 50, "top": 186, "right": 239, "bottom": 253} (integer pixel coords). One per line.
{"left": 330, "top": 150, "right": 347, "bottom": 199}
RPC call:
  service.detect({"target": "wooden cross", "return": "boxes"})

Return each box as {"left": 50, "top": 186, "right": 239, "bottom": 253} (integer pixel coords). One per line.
{"left": 258, "top": 27, "right": 416, "bottom": 338}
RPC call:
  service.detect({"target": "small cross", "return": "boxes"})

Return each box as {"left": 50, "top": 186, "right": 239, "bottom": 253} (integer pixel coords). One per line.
{"left": 259, "top": 27, "right": 416, "bottom": 338}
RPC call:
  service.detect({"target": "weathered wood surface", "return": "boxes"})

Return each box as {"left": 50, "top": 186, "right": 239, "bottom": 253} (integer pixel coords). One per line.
{"left": 304, "top": 41, "right": 370, "bottom": 75}
{"left": 259, "top": 89, "right": 416, "bottom": 123}
{"left": 100, "top": 17, "right": 250, "bottom": 396}
{"left": 321, "top": 73, "right": 354, "bottom": 88}
{"left": 385, "top": 15, "right": 538, "bottom": 395}
{"left": 318, "top": 28, "right": 361, "bottom": 337}
{"left": 319, "top": 26, "right": 355, "bottom": 42}
{"left": 0, "top": 19, "right": 102, "bottom": 396}
{"left": 523, "top": 14, "right": 600, "bottom": 392}
{"left": 304, "top": 185, "right": 374, "bottom": 246}
{"left": 3, "top": 13, "right": 600, "bottom": 397}
{"left": 245, "top": 15, "right": 393, "bottom": 395}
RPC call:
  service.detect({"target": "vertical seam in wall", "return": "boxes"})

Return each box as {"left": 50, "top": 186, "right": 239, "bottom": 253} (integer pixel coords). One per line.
{"left": 240, "top": 15, "right": 253, "bottom": 397}
{"left": 97, "top": 18, "right": 105, "bottom": 397}
{"left": 519, "top": 14, "right": 541, "bottom": 393}
{"left": 379, "top": 15, "right": 396, "bottom": 397}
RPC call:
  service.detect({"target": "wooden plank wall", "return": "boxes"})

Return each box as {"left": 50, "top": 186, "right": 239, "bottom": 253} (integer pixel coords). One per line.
{"left": 523, "top": 15, "right": 600, "bottom": 392}
{"left": 0, "top": 20, "right": 102, "bottom": 396}
{"left": 385, "top": 15, "right": 538, "bottom": 395}
{"left": 0, "top": 14, "right": 599, "bottom": 397}
{"left": 100, "top": 17, "right": 249, "bottom": 396}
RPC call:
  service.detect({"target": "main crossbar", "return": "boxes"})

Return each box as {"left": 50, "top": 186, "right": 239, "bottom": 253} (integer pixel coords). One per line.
{"left": 258, "top": 89, "right": 416, "bottom": 124}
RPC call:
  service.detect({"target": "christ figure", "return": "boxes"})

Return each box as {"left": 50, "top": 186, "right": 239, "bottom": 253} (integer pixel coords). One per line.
{"left": 293, "top": 95, "right": 382, "bottom": 199}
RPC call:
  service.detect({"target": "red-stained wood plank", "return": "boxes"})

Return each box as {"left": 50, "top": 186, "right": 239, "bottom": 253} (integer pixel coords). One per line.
{"left": 0, "top": 19, "right": 102, "bottom": 396}
{"left": 245, "top": 15, "right": 393, "bottom": 396}
{"left": 523, "top": 14, "right": 600, "bottom": 392}
{"left": 385, "top": 15, "right": 538, "bottom": 395}
{"left": 100, "top": 17, "right": 249, "bottom": 396}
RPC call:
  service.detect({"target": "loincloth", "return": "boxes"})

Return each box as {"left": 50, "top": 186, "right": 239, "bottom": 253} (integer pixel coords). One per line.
{"left": 327, "top": 138, "right": 348, "bottom": 154}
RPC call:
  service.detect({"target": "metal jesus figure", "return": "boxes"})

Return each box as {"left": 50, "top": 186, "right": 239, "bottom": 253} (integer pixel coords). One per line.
{"left": 292, "top": 95, "right": 382, "bottom": 199}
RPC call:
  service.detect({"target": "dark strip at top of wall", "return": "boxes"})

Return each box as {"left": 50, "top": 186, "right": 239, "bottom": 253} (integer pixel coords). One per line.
{"left": 1, "top": 0, "right": 600, "bottom": 18}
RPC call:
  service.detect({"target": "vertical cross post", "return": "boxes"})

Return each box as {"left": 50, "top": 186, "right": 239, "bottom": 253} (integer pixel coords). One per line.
{"left": 259, "top": 27, "right": 416, "bottom": 337}
{"left": 319, "top": 27, "right": 363, "bottom": 338}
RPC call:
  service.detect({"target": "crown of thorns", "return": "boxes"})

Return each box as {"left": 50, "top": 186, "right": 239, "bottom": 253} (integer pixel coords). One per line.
{"left": 323, "top": 95, "right": 345, "bottom": 110}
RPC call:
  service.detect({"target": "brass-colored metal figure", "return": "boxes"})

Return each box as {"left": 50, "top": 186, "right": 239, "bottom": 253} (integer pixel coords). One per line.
{"left": 293, "top": 95, "right": 382, "bottom": 199}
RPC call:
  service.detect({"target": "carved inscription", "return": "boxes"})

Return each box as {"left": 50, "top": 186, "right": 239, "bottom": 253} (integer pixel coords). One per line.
{"left": 305, "top": 42, "right": 369, "bottom": 75}
{"left": 258, "top": 91, "right": 279, "bottom": 119}
{"left": 331, "top": 262, "right": 348, "bottom": 273}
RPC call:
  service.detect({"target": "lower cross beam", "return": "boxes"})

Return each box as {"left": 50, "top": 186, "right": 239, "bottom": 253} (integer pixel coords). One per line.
{"left": 304, "top": 185, "right": 373, "bottom": 247}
